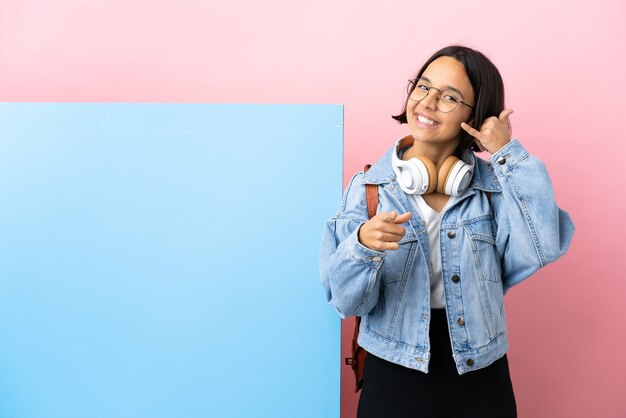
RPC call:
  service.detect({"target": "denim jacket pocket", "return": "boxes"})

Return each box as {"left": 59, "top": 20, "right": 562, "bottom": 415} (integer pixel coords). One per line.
{"left": 380, "top": 234, "right": 419, "bottom": 285}
{"left": 464, "top": 218, "right": 502, "bottom": 283}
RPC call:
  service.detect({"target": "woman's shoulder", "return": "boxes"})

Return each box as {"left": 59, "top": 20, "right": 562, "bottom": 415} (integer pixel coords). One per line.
{"left": 359, "top": 145, "right": 397, "bottom": 186}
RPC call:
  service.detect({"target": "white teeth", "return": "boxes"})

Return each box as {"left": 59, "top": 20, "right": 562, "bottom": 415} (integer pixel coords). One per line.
{"left": 417, "top": 115, "right": 437, "bottom": 126}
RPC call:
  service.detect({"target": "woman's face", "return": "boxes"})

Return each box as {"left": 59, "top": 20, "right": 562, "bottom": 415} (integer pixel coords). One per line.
{"left": 406, "top": 56, "right": 475, "bottom": 148}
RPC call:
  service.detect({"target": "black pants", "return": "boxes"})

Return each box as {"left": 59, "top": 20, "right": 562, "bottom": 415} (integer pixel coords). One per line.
{"left": 357, "top": 309, "right": 517, "bottom": 418}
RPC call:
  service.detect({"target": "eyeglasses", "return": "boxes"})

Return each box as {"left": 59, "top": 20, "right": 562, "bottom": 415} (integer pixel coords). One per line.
{"left": 407, "top": 78, "right": 474, "bottom": 113}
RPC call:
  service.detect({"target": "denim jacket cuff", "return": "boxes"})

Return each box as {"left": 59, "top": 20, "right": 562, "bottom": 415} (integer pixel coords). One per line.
{"left": 489, "top": 139, "right": 529, "bottom": 174}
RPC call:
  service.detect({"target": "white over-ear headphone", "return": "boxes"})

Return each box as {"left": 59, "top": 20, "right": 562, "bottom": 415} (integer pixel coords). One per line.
{"left": 391, "top": 136, "right": 474, "bottom": 197}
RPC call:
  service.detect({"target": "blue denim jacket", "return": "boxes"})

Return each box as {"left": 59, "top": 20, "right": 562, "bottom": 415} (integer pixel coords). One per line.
{"left": 320, "top": 139, "right": 574, "bottom": 374}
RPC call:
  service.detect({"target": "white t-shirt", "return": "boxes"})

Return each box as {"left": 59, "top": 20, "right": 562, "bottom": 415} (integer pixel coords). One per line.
{"left": 408, "top": 194, "right": 457, "bottom": 309}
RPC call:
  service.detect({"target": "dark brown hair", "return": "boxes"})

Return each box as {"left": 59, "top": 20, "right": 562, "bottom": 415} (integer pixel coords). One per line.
{"left": 392, "top": 45, "right": 505, "bottom": 153}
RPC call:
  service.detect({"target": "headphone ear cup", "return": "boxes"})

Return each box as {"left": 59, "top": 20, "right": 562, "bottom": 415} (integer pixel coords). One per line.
{"left": 390, "top": 137, "right": 438, "bottom": 194}
{"left": 438, "top": 156, "right": 473, "bottom": 196}
{"left": 393, "top": 156, "right": 437, "bottom": 195}
{"left": 419, "top": 157, "right": 437, "bottom": 194}
{"left": 437, "top": 156, "right": 459, "bottom": 194}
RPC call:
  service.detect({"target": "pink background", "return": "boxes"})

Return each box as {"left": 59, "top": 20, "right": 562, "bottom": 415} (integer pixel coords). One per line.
{"left": 1, "top": 0, "right": 624, "bottom": 417}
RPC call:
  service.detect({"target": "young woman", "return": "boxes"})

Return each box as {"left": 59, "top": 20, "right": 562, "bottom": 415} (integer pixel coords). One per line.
{"left": 320, "top": 45, "right": 575, "bottom": 418}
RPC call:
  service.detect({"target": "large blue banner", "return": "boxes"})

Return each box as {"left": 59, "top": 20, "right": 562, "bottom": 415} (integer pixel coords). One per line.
{"left": 0, "top": 104, "right": 342, "bottom": 418}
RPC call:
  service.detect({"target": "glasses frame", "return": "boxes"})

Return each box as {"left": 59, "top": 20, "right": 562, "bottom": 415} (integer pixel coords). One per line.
{"left": 407, "top": 78, "right": 474, "bottom": 113}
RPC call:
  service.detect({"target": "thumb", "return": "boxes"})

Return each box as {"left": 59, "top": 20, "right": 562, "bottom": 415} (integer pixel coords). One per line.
{"left": 499, "top": 109, "right": 514, "bottom": 122}
{"left": 392, "top": 212, "right": 412, "bottom": 224}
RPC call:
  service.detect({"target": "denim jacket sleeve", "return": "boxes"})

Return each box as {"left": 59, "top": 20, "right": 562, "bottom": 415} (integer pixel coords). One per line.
{"left": 488, "top": 139, "right": 575, "bottom": 292}
{"left": 319, "top": 172, "right": 387, "bottom": 318}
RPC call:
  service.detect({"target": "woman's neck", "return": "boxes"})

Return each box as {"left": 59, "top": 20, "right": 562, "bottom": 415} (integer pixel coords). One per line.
{"left": 402, "top": 140, "right": 459, "bottom": 170}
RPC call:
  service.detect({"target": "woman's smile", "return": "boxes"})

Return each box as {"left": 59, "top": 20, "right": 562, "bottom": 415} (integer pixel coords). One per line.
{"left": 414, "top": 112, "right": 440, "bottom": 128}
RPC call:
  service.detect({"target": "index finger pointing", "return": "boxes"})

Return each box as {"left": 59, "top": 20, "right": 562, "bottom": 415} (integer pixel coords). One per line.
{"left": 378, "top": 211, "right": 398, "bottom": 222}
{"left": 392, "top": 212, "right": 412, "bottom": 224}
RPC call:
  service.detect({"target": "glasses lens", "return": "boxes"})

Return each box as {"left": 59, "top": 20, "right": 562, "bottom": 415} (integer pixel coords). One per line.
{"left": 408, "top": 79, "right": 428, "bottom": 101}
{"left": 438, "top": 90, "right": 460, "bottom": 113}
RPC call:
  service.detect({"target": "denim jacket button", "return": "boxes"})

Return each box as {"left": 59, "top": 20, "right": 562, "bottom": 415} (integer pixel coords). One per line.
{"left": 457, "top": 317, "right": 465, "bottom": 326}
{"left": 466, "top": 359, "right": 475, "bottom": 366}
{"left": 497, "top": 156, "right": 507, "bottom": 165}
{"left": 447, "top": 231, "right": 456, "bottom": 238}
{"left": 451, "top": 275, "right": 460, "bottom": 283}
{"left": 372, "top": 256, "right": 382, "bottom": 262}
